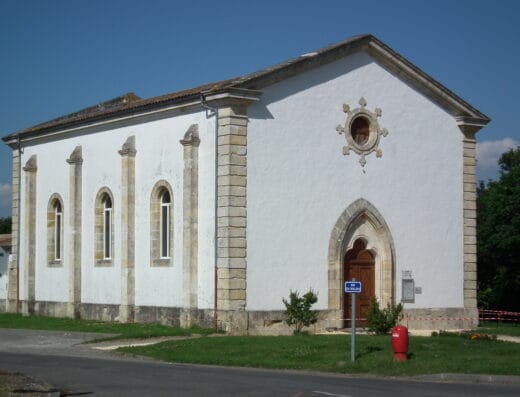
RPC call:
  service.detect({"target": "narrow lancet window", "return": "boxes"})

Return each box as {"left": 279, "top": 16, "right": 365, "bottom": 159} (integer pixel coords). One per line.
{"left": 160, "top": 190, "right": 171, "bottom": 258}
{"left": 103, "top": 195, "right": 112, "bottom": 259}
{"left": 150, "top": 181, "right": 173, "bottom": 266}
{"left": 54, "top": 201, "right": 62, "bottom": 260}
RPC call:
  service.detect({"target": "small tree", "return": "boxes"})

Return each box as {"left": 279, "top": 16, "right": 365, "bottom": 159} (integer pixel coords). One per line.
{"left": 477, "top": 146, "right": 520, "bottom": 311}
{"left": 0, "top": 217, "right": 11, "bottom": 234}
{"left": 282, "top": 289, "right": 318, "bottom": 334}
{"left": 366, "top": 298, "right": 403, "bottom": 335}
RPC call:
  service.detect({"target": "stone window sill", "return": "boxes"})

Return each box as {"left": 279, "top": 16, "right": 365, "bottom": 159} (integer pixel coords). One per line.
{"left": 96, "top": 259, "right": 113, "bottom": 267}
{"left": 48, "top": 260, "right": 63, "bottom": 268}
{"left": 151, "top": 258, "right": 172, "bottom": 267}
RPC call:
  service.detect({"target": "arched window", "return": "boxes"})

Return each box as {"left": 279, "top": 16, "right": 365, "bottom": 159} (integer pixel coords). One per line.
{"left": 95, "top": 188, "right": 114, "bottom": 266}
{"left": 47, "top": 194, "right": 64, "bottom": 266}
{"left": 54, "top": 201, "right": 63, "bottom": 260}
{"left": 150, "top": 181, "right": 173, "bottom": 266}
{"left": 102, "top": 195, "right": 112, "bottom": 259}
{"left": 160, "top": 190, "right": 171, "bottom": 258}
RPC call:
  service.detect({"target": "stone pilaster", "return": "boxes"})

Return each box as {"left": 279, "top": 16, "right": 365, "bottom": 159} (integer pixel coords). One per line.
{"left": 180, "top": 125, "right": 200, "bottom": 327}
{"left": 216, "top": 105, "right": 249, "bottom": 334}
{"left": 66, "top": 146, "right": 83, "bottom": 319}
{"left": 7, "top": 149, "right": 20, "bottom": 312}
{"left": 461, "top": 130, "right": 478, "bottom": 310}
{"left": 118, "top": 136, "right": 136, "bottom": 323}
{"left": 22, "top": 155, "right": 37, "bottom": 315}
{"left": 457, "top": 117, "right": 487, "bottom": 327}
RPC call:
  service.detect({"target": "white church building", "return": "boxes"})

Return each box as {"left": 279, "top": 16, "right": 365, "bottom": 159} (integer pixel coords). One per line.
{"left": 1, "top": 35, "right": 489, "bottom": 334}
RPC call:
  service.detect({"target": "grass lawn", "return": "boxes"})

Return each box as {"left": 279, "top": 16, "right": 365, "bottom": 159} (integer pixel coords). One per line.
{"left": 119, "top": 333, "right": 520, "bottom": 376}
{"left": 0, "top": 313, "right": 215, "bottom": 341}
{"left": 478, "top": 321, "right": 520, "bottom": 337}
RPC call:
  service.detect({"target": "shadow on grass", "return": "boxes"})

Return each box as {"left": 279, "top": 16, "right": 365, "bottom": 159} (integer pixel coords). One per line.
{"left": 355, "top": 345, "right": 383, "bottom": 360}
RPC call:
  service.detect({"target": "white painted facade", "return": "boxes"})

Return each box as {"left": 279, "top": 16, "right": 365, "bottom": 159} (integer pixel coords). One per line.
{"left": 0, "top": 248, "right": 8, "bottom": 299}
{"left": 247, "top": 52, "right": 463, "bottom": 311}
{"left": 17, "top": 110, "right": 216, "bottom": 309}
{"left": 2, "top": 35, "right": 489, "bottom": 333}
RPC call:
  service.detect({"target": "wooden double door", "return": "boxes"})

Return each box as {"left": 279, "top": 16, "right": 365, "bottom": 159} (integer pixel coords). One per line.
{"left": 343, "top": 239, "right": 375, "bottom": 327}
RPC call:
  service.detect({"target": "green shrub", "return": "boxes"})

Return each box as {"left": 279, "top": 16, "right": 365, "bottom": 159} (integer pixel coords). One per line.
{"left": 366, "top": 298, "right": 403, "bottom": 335}
{"left": 282, "top": 289, "right": 318, "bottom": 334}
{"left": 477, "top": 287, "right": 494, "bottom": 310}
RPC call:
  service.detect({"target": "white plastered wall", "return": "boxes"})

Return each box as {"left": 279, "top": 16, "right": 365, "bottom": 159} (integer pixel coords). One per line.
{"left": 133, "top": 112, "right": 216, "bottom": 309}
{"left": 19, "top": 141, "right": 70, "bottom": 303}
{"left": 246, "top": 51, "right": 464, "bottom": 311}
{"left": 0, "top": 247, "right": 9, "bottom": 299}
{"left": 17, "top": 109, "right": 216, "bottom": 309}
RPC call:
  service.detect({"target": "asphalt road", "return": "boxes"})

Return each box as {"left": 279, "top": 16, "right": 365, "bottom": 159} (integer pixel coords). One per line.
{"left": 0, "top": 329, "right": 519, "bottom": 396}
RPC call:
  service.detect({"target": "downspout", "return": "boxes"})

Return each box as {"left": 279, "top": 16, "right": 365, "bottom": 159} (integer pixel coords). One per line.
{"left": 200, "top": 94, "right": 219, "bottom": 330}
{"left": 16, "top": 134, "right": 23, "bottom": 313}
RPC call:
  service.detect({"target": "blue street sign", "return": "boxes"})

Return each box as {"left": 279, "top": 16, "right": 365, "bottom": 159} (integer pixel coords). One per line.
{"left": 344, "top": 281, "right": 362, "bottom": 293}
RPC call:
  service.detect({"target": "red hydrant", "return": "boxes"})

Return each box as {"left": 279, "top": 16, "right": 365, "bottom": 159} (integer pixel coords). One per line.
{"left": 391, "top": 325, "right": 408, "bottom": 361}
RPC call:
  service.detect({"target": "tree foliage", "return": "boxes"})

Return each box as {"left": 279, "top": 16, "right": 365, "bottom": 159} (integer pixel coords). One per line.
{"left": 282, "top": 289, "right": 318, "bottom": 334}
{"left": 0, "top": 217, "right": 11, "bottom": 234}
{"left": 477, "top": 147, "right": 520, "bottom": 311}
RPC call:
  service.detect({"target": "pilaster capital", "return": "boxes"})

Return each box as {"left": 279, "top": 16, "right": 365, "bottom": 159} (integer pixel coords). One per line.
{"left": 456, "top": 117, "right": 489, "bottom": 140}
{"left": 66, "top": 146, "right": 83, "bottom": 165}
{"left": 118, "top": 135, "right": 137, "bottom": 157}
{"left": 203, "top": 88, "right": 262, "bottom": 117}
{"left": 180, "top": 124, "right": 200, "bottom": 147}
{"left": 23, "top": 155, "right": 37, "bottom": 172}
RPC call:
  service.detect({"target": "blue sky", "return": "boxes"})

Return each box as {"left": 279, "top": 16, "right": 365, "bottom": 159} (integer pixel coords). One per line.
{"left": 1, "top": 0, "right": 519, "bottom": 217}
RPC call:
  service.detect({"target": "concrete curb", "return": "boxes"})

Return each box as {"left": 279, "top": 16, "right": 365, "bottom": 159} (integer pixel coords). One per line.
{"left": 89, "top": 334, "right": 203, "bottom": 350}
{"left": 411, "top": 373, "right": 520, "bottom": 385}
{"left": 496, "top": 335, "right": 520, "bottom": 343}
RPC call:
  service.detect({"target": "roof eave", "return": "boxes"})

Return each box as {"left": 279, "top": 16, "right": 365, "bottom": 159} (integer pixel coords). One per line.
{"left": 2, "top": 34, "right": 491, "bottom": 146}
{"left": 2, "top": 92, "right": 204, "bottom": 146}
{"left": 366, "top": 38, "right": 490, "bottom": 125}
{"left": 2, "top": 87, "right": 263, "bottom": 147}
{"left": 232, "top": 35, "right": 490, "bottom": 127}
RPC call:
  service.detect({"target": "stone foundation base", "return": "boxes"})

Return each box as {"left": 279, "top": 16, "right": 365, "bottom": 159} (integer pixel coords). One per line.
{"left": 1, "top": 300, "right": 215, "bottom": 329}
{"left": 0, "top": 300, "right": 479, "bottom": 334}
{"left": 401, "top": 308, "right": 479, "bottom": 330}
{"left": 245, "top": 308, "right": 479, "bottom": 335}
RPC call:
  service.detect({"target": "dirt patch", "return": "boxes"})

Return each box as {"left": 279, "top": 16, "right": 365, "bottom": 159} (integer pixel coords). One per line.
{"left": 0, "top": 370, "right": 58, "bottom": 396}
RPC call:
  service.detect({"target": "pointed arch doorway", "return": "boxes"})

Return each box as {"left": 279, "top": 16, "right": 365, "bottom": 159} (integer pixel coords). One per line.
{"left": 327, "top": 199, "right": 396, "bottom": 330}
{"left": 343, "top": 239, "right": 375, "bottom": 327}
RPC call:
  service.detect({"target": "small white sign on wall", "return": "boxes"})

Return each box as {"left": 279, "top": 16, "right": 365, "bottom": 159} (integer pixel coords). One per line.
{"left": 402, "top": 279, "right": 415, "bottom": 302}
{"left": 401, "top": 270, "right": 415, "bottom": 303}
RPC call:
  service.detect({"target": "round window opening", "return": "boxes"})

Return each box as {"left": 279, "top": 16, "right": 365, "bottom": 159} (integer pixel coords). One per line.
{"left": 350, "top": 117, "right": 370, "bottom": 146}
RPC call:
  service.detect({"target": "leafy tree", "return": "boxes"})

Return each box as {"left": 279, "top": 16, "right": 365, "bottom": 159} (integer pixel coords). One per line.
{"left": 0, "top": 217, "right": 11, "bottom": 234}
{"left": 282, "top": 289, "right": 318, "bottom": 334}
{"left": 477, "top": 146, "right": 520, "bottom": 311}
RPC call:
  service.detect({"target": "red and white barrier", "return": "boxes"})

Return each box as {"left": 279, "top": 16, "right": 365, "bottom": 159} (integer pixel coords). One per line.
{"left": 479, "top": 309, "right": 520, "bottom": 323}
{"left": 325, "top": 310, "right": 520, "bottom": 324}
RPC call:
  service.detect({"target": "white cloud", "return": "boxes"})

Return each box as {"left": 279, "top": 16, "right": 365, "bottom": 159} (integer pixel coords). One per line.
{"left": 0, "top": 183, "right": 12, "bottom": 217}
{"left": 477, "top": 138, "right": 519, "bottom": 170}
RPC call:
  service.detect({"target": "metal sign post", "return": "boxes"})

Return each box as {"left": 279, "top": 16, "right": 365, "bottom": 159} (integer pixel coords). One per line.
{"left": 344, "top": 279, "right": 362, "bottom": 363}
{"left": 351, "top": 287, "right": 356, "bottom": 362}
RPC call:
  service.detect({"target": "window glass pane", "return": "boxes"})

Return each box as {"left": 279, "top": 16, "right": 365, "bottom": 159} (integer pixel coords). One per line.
{"left": 55, "top": 213, "right": 61, "bottom": 260}
{"left": 104, "top": 195, "right": 112, "bottom": 209}
{"left": 162, "top": 190, "right": 171, "bottom": 204}
{"left": 161, "top": 205, "right": 169, "bottom": 257}
{"left": 104, "top": 209, "right": 111, "bottom": 258}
